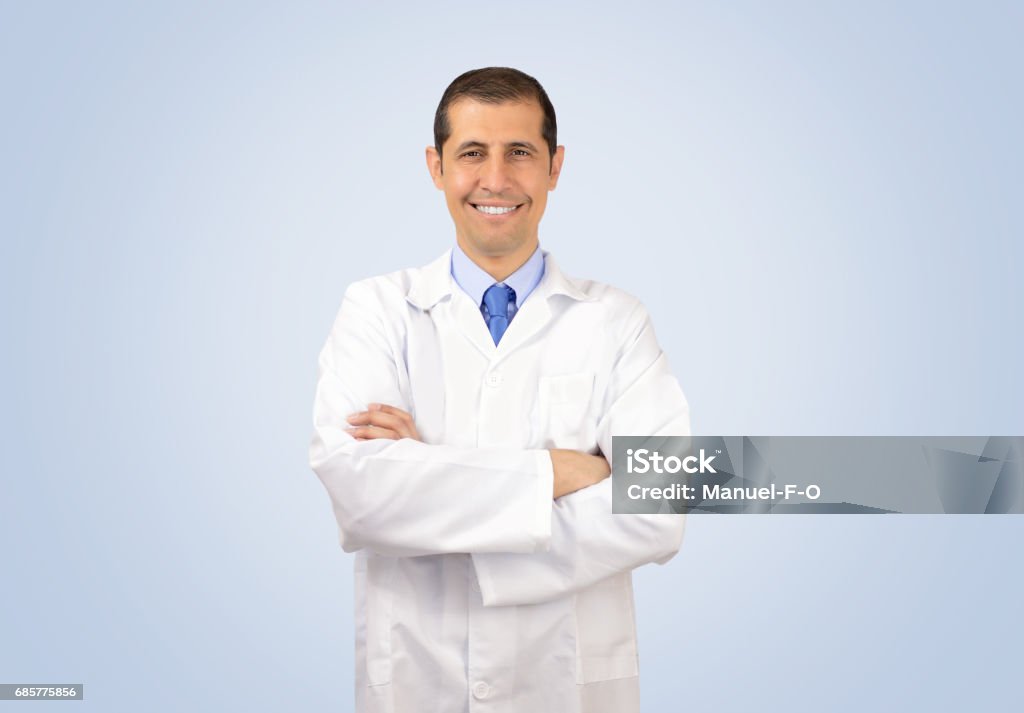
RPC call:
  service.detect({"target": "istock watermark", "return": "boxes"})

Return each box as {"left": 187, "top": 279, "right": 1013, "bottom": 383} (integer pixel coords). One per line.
{"left": 612, "top": 436, "right": 1024, "bottom": 514}
{"left": 625, "top": 447, "right": 718, "bottom": 474}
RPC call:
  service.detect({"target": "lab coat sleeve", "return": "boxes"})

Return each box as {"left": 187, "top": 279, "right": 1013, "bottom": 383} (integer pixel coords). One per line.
{"left": 471, "top": 300, "right": 689, "bottom": 607}
{"left": 309, "top": 281, "right": 554, "bottom": 558}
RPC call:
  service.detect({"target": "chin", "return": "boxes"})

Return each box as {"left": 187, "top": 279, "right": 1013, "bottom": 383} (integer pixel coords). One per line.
{"left": 473, "top": 235, "right": 527, "bottom": 254}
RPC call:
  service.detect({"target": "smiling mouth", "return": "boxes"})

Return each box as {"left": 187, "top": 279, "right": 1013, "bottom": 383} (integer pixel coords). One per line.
{"left": 472, "top": 203, "right": 522, "bottom": 216}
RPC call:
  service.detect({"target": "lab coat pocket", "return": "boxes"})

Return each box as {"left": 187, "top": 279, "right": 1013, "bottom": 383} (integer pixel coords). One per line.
{"left": 364, "top": 555, "right": 396, "bottom": 686}
{"left": 538, "top": 372, "right": 596, "bottom": 450}
{"left": 574, "top": 572, "right": 639, "bottom": 684}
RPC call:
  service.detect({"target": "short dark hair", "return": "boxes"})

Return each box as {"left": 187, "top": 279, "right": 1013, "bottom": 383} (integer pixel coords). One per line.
{"left": 433, "top": 67, "right": 557, "bottom": 164}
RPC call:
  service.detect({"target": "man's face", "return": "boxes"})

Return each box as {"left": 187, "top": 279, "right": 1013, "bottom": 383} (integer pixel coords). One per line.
{"left": 427, "top": 99, "right": 564, "bottom": 271}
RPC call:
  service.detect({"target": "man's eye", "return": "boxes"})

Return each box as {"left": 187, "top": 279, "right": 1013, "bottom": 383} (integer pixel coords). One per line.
{"left": 511, "top": 149, "right": 530, "bottom": 157}
{"left": 461, "top": 151, "right": 482, "bottom": 158}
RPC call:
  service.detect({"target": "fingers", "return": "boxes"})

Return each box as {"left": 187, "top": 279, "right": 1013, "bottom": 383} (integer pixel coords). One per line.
{"left": 347, "top": 409, "right": 407, "bottom": 434}
{"left": 368, "top": 403, "right": 420, "bottom": 440}
{"left": 345, "top": 403, "right": 421, "bottom": 441}
{"left": 345, "top": 425, "right": 401, "bottom": 440}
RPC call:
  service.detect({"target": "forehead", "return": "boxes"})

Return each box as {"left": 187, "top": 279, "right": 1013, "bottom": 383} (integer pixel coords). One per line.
{"left": 444, "top": 98, "right": 545, "bottom": 145}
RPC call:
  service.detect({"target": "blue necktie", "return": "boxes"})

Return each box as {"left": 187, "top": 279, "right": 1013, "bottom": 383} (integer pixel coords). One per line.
{"left": 482, "top": 283, "right": 516, "bottom": 345}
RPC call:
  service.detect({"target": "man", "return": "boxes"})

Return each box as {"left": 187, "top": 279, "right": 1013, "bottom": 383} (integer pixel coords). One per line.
{"left": 309, "top": 67, "right": 689, "bottom": 713}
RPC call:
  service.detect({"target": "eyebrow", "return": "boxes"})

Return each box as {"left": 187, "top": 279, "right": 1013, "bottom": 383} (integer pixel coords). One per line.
{"left": 454, "top": 140, "right": 540, "bottom": 154}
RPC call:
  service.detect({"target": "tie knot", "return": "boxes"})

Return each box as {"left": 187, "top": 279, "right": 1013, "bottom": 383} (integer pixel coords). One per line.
{"left": 483, "top": 283, "right": 516, "bottom": 318}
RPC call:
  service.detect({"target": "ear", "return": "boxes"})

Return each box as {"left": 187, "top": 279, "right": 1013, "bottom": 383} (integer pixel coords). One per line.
{"left": 547, "top": 145, "right": 565, "bottom": 190}
{"left": 425, "top": 146, "right": 444, "bottom": 190}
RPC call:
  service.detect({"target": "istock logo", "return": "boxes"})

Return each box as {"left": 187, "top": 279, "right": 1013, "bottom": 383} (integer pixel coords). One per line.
{"left": 625, "top": 448, "right": 717, "bottom": 474}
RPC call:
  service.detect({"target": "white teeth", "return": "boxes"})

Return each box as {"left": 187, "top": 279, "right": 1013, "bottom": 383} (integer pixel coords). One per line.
{"left": 474, "top": 204, "right": 517, "bottom": 215}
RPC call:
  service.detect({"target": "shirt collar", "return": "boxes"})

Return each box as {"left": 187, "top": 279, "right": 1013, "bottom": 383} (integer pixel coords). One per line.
{"left": 405, "top": 247, "right": 594, "bottom": 311}
{"left": 450, "top": 243, "right": 545, "bottom": 307}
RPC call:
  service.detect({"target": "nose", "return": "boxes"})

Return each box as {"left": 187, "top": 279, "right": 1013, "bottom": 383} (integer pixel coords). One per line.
{"left": 478, "top": 154, "right": 511, "bottom": 194}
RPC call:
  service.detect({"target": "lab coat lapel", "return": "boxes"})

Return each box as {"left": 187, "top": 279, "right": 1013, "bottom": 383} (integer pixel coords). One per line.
{"left": 492, "top": 294, "right": 552, "bottom": 360}
{"left": 405, "top": 250, "right": 496, "bottom": 361}
{"left": 450, "top": 290, "right": 501, "bottom": 360}
{"left": 493, "top": 252, "right": 593, "bottom": 363}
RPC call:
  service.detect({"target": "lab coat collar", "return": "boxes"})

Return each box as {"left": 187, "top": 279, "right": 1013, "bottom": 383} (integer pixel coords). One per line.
{"left": 405, "top": 250, "right": 455, "bottom": 310}
{"left": 534, "top": 251, "right": 595, "bottom": 303}
{"left": 405, "top": 248, "right": 593, "bottom": 311}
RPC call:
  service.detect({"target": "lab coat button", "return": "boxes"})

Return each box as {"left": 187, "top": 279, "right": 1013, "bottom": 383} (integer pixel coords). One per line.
{"left": 484, "top": 372, "right": 503, "bottom": 387}
{"left": 472, "top": 681, "right": 490, "bottom": 699}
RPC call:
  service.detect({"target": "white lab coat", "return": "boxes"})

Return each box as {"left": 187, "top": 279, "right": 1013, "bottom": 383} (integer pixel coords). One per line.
{"left": 310, "top": 249, "right": 690, "bottom": 713}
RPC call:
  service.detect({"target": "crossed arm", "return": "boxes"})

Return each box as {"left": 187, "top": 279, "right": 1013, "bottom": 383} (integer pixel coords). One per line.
{"left": 310, "top": 282, "right": 689, "bottom": 606}
{"left": 344, "top": 403, "right": 611, "bottom": 499}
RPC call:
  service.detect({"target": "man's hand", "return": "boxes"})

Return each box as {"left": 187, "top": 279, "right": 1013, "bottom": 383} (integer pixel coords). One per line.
{"left": 550, "top": 449, "right": 610, "bottom": 499}
{"left": 346, "top": 403, "right": 422, "bottom": 441}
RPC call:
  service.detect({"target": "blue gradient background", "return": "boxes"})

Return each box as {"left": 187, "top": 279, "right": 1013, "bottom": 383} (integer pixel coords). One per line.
{"left": 2, "top": 2, "right": 1022, "bottom": 711}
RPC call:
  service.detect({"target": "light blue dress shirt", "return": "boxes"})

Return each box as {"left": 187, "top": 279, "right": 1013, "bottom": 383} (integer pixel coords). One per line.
{"left": 450, "top": 243, "right": 546, "bottom": 324}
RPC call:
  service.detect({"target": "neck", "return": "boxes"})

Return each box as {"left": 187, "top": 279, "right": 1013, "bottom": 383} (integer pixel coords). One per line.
{"left": 457, "top": 238, "right": 538, "bottom": 282}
